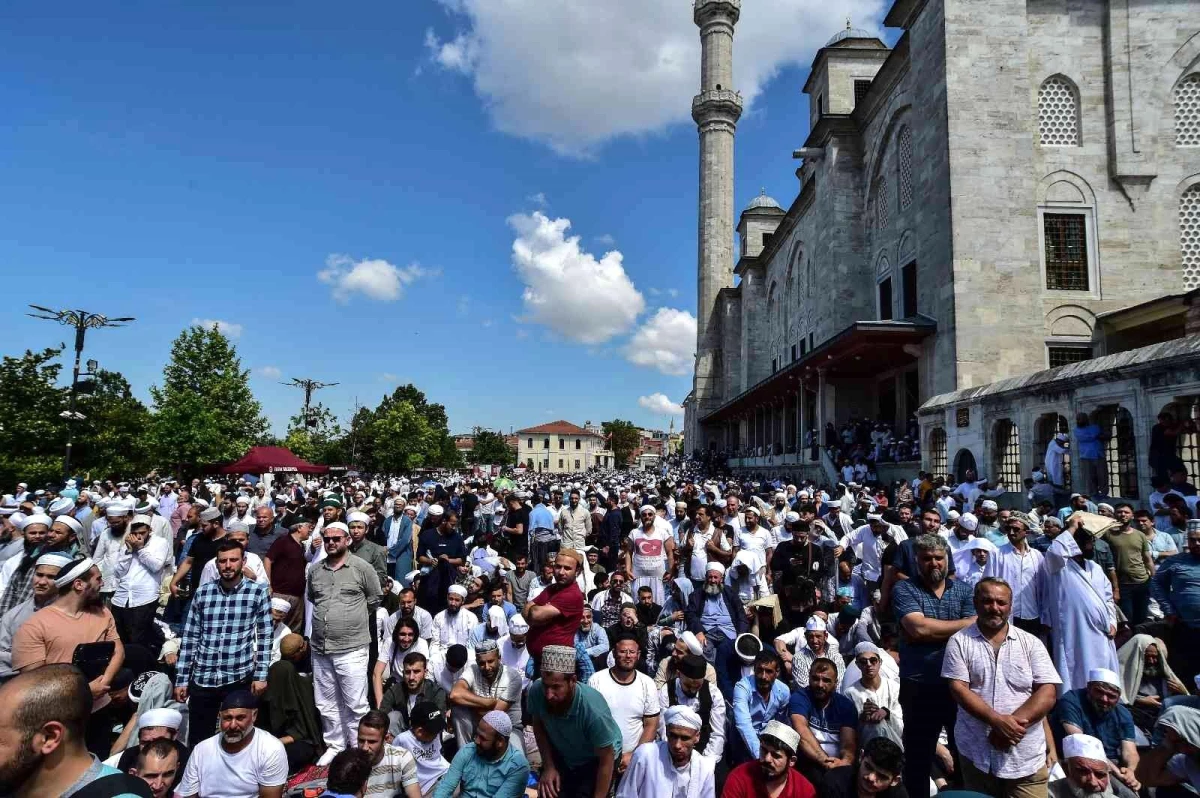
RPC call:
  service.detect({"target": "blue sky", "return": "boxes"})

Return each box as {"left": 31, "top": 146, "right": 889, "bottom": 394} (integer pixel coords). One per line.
{"left": 0, "top": 0, "right": 890, "bottom": 436}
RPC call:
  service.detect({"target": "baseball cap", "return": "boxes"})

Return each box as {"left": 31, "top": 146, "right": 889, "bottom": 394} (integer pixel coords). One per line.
{"left": 410, "top": 700, "right": 446, "bottom": 733}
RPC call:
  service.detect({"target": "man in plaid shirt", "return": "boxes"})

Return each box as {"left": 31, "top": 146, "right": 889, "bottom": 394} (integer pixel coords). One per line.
{"left": 174, "top": 538, "right": 273, "bottom": 747}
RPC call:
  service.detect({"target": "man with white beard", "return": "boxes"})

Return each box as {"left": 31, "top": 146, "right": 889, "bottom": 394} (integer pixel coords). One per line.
{"left": 432, "top": 584, "right": 476, "bottom": 656}
{"left": 177, "top": 691, "right": 287, "bottom": 798}
{"left": 498, "top": 614, "right": 530, "bottom": 687}
{"left": 615, "top": 705, "right": 715, "bottom": 798}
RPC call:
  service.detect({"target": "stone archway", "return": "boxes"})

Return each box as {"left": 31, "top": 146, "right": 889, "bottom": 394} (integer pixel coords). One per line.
{"left": 953, "top": 448, "right": 977, "bottom": 482}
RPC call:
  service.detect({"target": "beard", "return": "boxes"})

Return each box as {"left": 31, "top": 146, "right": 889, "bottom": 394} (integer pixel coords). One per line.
{"left": 222, "top": 728, "right": 250, "bottom": 744}
{"left": 1144, "top": 663, "right": 1162, "bottom": 679}
{"left": 0, "top": 740, "right": 40, "bottom": 794}
{"left": 703, "top": 584, "right": 722, "bottom": 596}
{"left": 926, "top": 567, "right": 947, "bottom": 583}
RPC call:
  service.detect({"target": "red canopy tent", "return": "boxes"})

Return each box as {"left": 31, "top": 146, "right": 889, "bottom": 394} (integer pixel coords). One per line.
{"left": 216, "top": 446, "right": 329, "bottom": 475}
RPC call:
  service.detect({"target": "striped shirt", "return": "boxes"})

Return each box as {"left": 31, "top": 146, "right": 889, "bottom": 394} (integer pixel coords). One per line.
{"left": 176, "top": 575, "right": 273, "bottom": 688}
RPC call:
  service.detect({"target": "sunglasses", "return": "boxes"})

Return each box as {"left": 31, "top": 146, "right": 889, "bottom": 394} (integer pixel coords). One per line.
{"left": 324, "top": 535, "right": 346, "bottom": 543}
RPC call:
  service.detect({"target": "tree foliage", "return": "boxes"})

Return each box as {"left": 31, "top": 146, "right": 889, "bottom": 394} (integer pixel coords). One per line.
{"left": 0, "top": 348, "right": 69, "bottom": 487}
{"left": 283, "top": 403, "right": 343, "bottom": 465}
{"left": 602, "top": 419, "right": 640, "bottom": 468}
{"left": 149, "top": 324, "right": 269, "bottom": 472}
{"left": 343, "top": 384, "right": 459, "bottom": 471}
{"left": 467, "top": 428, "right": 515, "bottom": 466}
{"left": 72, "top": 369, "right": 153, "bottom": 478}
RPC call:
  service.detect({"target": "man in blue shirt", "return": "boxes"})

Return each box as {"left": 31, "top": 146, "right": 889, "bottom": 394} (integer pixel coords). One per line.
{"left": 730, "top": 649, "right": 790, "bottom": 765}
{"left": 788, "top": 657, "right": 857, "bottom": 789}
{"left": 891, "top": 534, "right": 976, "bottom": 792}
{"left": 1074, "top": 413, "right": 1108, "bottom": 497}
{"left": 685, "top": 561, "right": 748, "bottom": 695}
{"left": 1153, "top": 521, "right": 1200, "bottom": 687}
{"left": 1051, "top": 670, "right": 1140, "bottom": 794}
{"left": 435, "top": 710, "right": 530, "bottom": 798}
{"left": 527, "top": 494, "right": 559, "bottom": 576}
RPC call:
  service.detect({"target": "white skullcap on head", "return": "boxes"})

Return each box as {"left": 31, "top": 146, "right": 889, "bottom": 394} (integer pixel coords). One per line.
{"left": 959, "top": 513, "right": 979, "bottom": 531}
{"left": 427, "top": 505, "right": 444, "bottom": 517}
{"left": 137, "top": 707, "right": 183, "bottom": 732}
{"left": 270, "top": 597, "right": 292, "bottom": 613}
{"left": 235, "top": 495, "right": 250, "bottom": 504}
{"left": 854, "top": 641, "right": 881, "bottom": 657}
{"left": 346, "top": 511, "right": 370, "bottom": 524}
{"left": 47, "top": 497, "right": 74, "bottom": 516}
{"left": 805, "top": 615, "right": 828, "bottom": 632}
{"left": 638, "top": 504, "right": 656, "bottom": 515}
{"left": 969, "top": 538, "right": 997, "bottom": 554}
{"left": 663, "top": 705, "right": 703, "bottom": 731}
{"left": 131, "top": 514, "right": 153, "bottom": 529}
{"left": 762, "top": 720, "right": 801, "bottom": 755}
{"left": 35, "top": 552, "right": 74, "bottom": 570}
{"left": 980, "top": 499, "right": 998, "bottom": 511}
{"left": 784, "top": 511, "right": 800, "bottom": 524}
{"left": 507, "top": 614, "right": 529, "bottom": 634}
{"left": 481, "top": 709, "right": 512, "bottom": 737}
{"left": 1062, "top": 733, "right": 1107, "bottom": 763}
{"left": 23, "top": 513, "right": 52, "bottom": 528}
{"left": 448, "top": 584, "right": 468, "bottom": 598}
{"left": 715, "top": 499, "right": 727, "bottom": 508}
{"left": 1087, "top": 668, "right": 1121, "bottom": 689}
{"left": 706, "top": 562, "right": 726, "bottom": 576}
{"left": 323, "top": 521, "right": 348, "bottom": 534}
{"left": 743, "top": 505, "right": 760, "bottom": 517}
{"left": 681, "top": 631, "right": 703, "bottom": 656}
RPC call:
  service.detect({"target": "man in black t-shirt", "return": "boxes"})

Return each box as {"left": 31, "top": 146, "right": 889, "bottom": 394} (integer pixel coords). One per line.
{"left": 169, "top": 507, "right": 227, "bottom": 599}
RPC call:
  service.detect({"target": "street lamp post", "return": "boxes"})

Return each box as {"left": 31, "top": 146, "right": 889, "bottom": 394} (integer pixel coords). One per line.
{"left": 281, "top": 378, "right": 339, "bottom": 437}
{"left": 27, "top": 306, "right": 135, "bottom": 478}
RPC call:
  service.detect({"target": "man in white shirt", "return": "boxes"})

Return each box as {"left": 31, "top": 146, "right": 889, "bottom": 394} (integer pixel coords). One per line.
{"left": 92, "top": 503, "right": 134, "bottom": 600}
{"left": 448, "top": 639, "right": 524, "bottom": 753}
{"left": 657, "top": 653, "right": 725, "bottom": 763}
{"left": 840, "top": 514, "right": 906, "bottom": 590}
{"left": 617, "top": 705, "right": 715, "bottom": 798}
{"left": 431, "top": 585, "right": 475, "bottom": 656}
{"left": 111, "top": 516, "right": 171, "bottom": 648}
{"left": 843, "top": 642, "right": 903, "bottom": 746}
{"left": 985, "top": 512, "right": 1045, "bottom": 635}
{"left": 588, "top": 632, "right": 660, "bottom": 775}
{"left": 177, "top": 691, "right": 288, "bottom": 798}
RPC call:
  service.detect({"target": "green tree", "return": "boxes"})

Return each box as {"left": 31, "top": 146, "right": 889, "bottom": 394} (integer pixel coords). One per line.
{"left": 467, "top": 428, "right": 515, "bottom": 466}
{"left": 0, "top": 348, "right": 68, "bottom": 486}
{"left": 350, "top": 383, "right": 459, "bottom": 471}
{"left": 370, "top": 401, "right": 436, "bottom": 471}
{"left": 149, "top": 324, "right": 269, "bottom": 472}
{"left": 602, "top": 419, "right": 641, "bottom": 468}
{"left": 283, "top": 403, "right": 343, "bottom": 465}
{"left": 72, "top": 369, "right": 153, "bottom": 479}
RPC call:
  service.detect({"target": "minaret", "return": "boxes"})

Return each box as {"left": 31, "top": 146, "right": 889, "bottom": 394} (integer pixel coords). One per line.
{"left": 690, "top": 0, "right": 742, "bottom": 449}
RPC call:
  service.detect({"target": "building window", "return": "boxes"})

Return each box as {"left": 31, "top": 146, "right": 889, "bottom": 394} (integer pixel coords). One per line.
{"left": 1047, "top": 345, "right": 1092, "bottom": 368}
{"left": 902, "top": 261, "right": 917, "bottom": 317}
{"left": 526, "top": 438, "right": 533, "bottom": 448}
{"left": 898, "top": 126, "right": 914, "bottom": 210}
{"left": 1034, "top": 413, "right": 1071, "bottom": 489}
{"left": 816, "top": 93, "right": 823, "bottom": 117}
{"left": 1169, "top": 399, "right": 1200, "bottom": 481}
{"left": 993, "top": 419, "right": 1022, "bottom": 486}
{"left": 854, "top": 79, "right": 872, "bottom": 106}
{"left": 762, "top": 232, "right": 774, "bottom": 250}
{"left": 929, "top": 427, "right": 948, "bottom": 477}
{"left": 772, "top": 358, "right": 778, "bottom": 374}
{"left": 527, "top": 458, "right": 534, "bottom": 468}
{"left": 878, "top": 278, "right": 893, "bottom": 321}
{"left": 809, "top": 332, "right": 814, "bottom": 350}
{"left": 874, "top": 176, "right": 890, "bottom": 230}
{"left": 574, "top": 459, "right": 580, "bottom": 469}
{"left": 1175, "top": 73, "right": 1200, "bottom": 147}
{"left": 559, "top": 438, "right": 565, "bottom": 450}
{"left": 1038, "top": 76, "right": 1080, "bottom": 146}
{"left": 791, "top": 344, "right": 797, "bottom": 362}
{"left": 558, "top": 459, "right": 563, "bottom": 468}
{"left": 575, "top": 439, "right": 581, "bottom": 450}
{"left": 1183, "top": 185, "right": 1200, "bottom": 289}
{"left": 800, "top": 340, "right": 807, "bottom": 356}
{"left": 1097, "top": 405, "right": 1138, "bottom": 498}
{"left": 1043, "top": 213, "right": 1089, "bottom": 290}
{"left": 543, "top": 437, "right": 550, "bottom": 449}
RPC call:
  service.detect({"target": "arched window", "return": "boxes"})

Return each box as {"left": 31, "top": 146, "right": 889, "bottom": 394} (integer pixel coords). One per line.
{"left": 897, "top": 126, "right": 914, "bottom": 210}
{"left": 929, "top": 427, "right": 948, "bottom": 477}
{"left": 1183, "top": 184, "right": 1200, "bottom": 290}
{"left": 993, "top": 419, "right": 1022, "bottom": 486}
{"left": 1034, "top": 413, "right": 1071, "bottom": 489}
{"left": 954, "top": 448, "right": 977, "bottom": 483}
{"left": 1038, "top": 76, "right": 1081, "bottom": 146}
{"left": 876, "top": 175, "right": 891, "bottom": 230}
{"left": 1175, "top": 73, "right": 1200, "bottom": 147}
{"left": 1096, "top": 405, "right": 1138, "bottom": 498}
{"left": 1161, "top": 399, "right": 1200, "bottom": 481}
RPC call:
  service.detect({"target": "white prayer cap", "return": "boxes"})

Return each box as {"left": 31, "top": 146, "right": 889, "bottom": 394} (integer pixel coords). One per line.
{"left": 427, "top": 505, "right": 445, "bottom": 517}
{"left": 508, "top": 614, "right": 529, "bottom": 634}
{"left": 481, "top": 709, "right": 512, "bottom": 737}
{"left": 235, "top": 495, "right": 250, "bottom": 505}
{"left": 105, "top": 503, "right": 130, "bottom": 517}
{"left": 681, "top": 631, "right": 703, "bottom": 656}
{"left": 705, "top": 562, "right": 726, "bottom": 576}
{"left": 1087, "top": 668, "right": 1121, "bottom": 689}
{"left": 762, "top": 720, "right": 801, "bottom": 755}
{"left": 23, "top": 513, "right": 52, "bottom": 529}
{"left": 448, "top": 584, "right": 467, "bottom": 598}
{"left": 193, "top": 498, "right": 210, "bottom": 509}
{"left": 1062, "top": 733, "right": 1107, "bottom": 763}
{"left": 227, "top": 520, "right": 249, "bottom": 534}
{"left": 866, "top": 513, "right": 884, "bottom": 522}
{"left": 715, "top": 499, "right": 727, "bottom": 509}
{"left": 270, "top": 598, "right": 292, "bottom": 613}
{"left": 774, "top": 492, "right": 786, "bottom": 500}
{"left": 798, "top": 490, "right": 811, "bottom": 499}
{"left": 131, "top": 514, "right": 153, "bottom": 529}
{"left": 663, "top": 705, "right": 703, "bottom": 731}
{"left": 958, "top": 513, "right": 979, "bottom": 532}
{"left": 805, "top": 615, "right": 828, "bottom": 632}
{"left": 854, "top": 642, "right": 881, "bottom": 657}
{"left": 638, "top": 504, "right": 656, "bottom": 515}
{"left": 324, "top": 521, "right": 349, "bottom": 534}
{"left": 47, "top": 497, "right": 74, "bottom": 516}
{"left": 35, "top": 552, "right": 73, "bottom": 570}
{"left": 346, "top": 511, "right": 370, "bottom": 524}
{"left": 488, "top": 605, "right": 507, "bottom": 628}
{"left": 784, "top": 511, "right": 800, "bottom": 524}
{"left": 980, "top": 499, "right": 998, "bottom": 511}
{"left": 743, "top": 505, "right": 760, "bottom": 517}
{"left": 137, "top": 708, "right": 183, "bottom": 732}
{"left": 969, "top": 538, "right": 997, "bottom": 554}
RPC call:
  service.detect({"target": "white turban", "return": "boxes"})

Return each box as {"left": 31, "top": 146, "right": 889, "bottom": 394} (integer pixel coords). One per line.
{"left": 54, "top": 558, "right": 95, "bottom": 588}
{"left": 346, "top": 511, "right": 370, "bottom": 525}
{"left": 47, "top": 497, "right": 74, "bottom": 516}
{"left": 680, "top": 631, "right": 703, "bottom": 657}
{"left": 270, "top": 598, "right": 293, "bottom": 613}
{"left": 35, "top": 552, "right": 73, "bottom": 570}
{"left": 53, "top": 516, "right": 83, "bottom": 537}
{"left": 488, "top": 605, "right": 508, "bottom": 636}
{"left": 324, "top": 522, "right": 349, "bottom": 534}
{"left": 1087, "top": 668, "right": 1121, "bottom": 689}
{"left": 23, "top": 513, "right": 52, "bottom": 529}
{"left": 427, "top": 505, "right": 445, "bottom": 517}
{"left": 705, "top": 562, "right": 726, "bottom": 576}
{"left": 138, "top": 707, "right": 183, "bottom": 732}
{"left": 448, "top": 584, "right": 468, "bottom": 598}
{"left": 1062, "top": 733, "right": 1107, "bottom": 763}
{"left": 805, "top": 615, "right": 828, "bottom": 632}
{"left": 663, "top": 705, "right": 703, "bottom": 731}
{"left": 638, "top": 505, "right": 656, "bottom": 516}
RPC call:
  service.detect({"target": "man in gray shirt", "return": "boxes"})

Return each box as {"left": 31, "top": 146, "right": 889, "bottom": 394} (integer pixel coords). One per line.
{"left": 307, "top": 520, "right": 382, "bottom": 766}
{"left": 505, "top": 553, "right": 535, "bottom": 607}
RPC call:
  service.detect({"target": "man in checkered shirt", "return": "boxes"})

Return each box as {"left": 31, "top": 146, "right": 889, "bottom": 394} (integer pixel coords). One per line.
{"left": 174, "top": 537, "right": 273, "bottom": 747}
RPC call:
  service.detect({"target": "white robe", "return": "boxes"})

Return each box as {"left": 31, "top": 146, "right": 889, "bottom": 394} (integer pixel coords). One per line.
{"left": 430, "top": 608, "right": 476, "bottom": 655}
{"left": 1041, "top": 532, "right": 1118, "bottom": 696}
{"left": 1045, "top": 440, "right": 1068, "bottom": 487}
{"left": 615, "top": 741, "right": 715, "bottom": 798}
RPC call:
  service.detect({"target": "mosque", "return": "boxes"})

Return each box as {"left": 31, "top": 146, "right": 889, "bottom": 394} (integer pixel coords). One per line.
{"left": 683, "top": 0, "right": 1200, "bottom": 502}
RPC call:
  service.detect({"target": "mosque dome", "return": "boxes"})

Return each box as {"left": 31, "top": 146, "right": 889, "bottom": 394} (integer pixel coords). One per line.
{"left": 745, "top": 189, "right": 782, "bottom": 211}
{"left": 825, "top": 22, "right": 878, "bottom": 47}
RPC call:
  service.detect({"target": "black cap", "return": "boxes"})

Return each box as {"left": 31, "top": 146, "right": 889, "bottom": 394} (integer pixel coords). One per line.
{"left": 220, "top": 689, "right": 259, "bottom": 711}
{"left": 446, "top": 644, "right": 469, "bottom": 670}
{"left": 679, "top": 654, "right": 707, "bottom": 680}
{"left": 411, "top": 701, "right": 446, "bottom": 733}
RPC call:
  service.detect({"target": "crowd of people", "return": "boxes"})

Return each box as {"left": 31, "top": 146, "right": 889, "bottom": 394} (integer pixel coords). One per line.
{"left": 3, "top": 459, "right": 1200, "bottom": 798}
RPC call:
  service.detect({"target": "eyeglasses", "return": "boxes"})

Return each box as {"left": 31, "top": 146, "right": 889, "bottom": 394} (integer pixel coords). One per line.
{"left": 324, "top": 535, "right": 345, "bottom": 543}
{"left": 855, "top": 657, "right": 880, "bottom": 666}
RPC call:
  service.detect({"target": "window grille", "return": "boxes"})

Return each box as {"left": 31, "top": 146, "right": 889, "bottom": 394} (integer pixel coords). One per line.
{"left": 1034, "top": 414, "right": 1071, "bottom": 489}
{"left": 929, "top": 428, "right": 948, "bottom": 477}
{"left": 1183, "top": 185, "right": 1200, "bottom": 290}
{"left": 1169, "top": 400, "right": 1200, "bottom": 482}
{"left": 994, "top": 420, "right": 1022, "bottom": 486}
{"left": 1044, "top": 214, "right": 1089, "bottom": 290}
{"left": 1048, "top": 346, "right": 1091, "bottom": 368}
{"left": 876, "top": 176, "right": 890, "bottom": 229}
{"left": 1097, "top": 406, "right": 1139, "bottom": 498}
{"left": 898, "top": 127, "right": 914, "bottom": 210}
{"left": 1176, "top": 74, "right": 1200, "bottom": 147}
{"left": 1038, "top": 77, "right": 1080, "bottom": 146}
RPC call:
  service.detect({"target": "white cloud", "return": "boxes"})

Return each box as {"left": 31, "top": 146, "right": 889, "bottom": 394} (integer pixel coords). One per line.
{"left": 667, "top": 288, "right": 679, "bottom": 298}
{"left": 527, "top": 192, "right": 548, "bottom": 207}
{"left": 254, "top": 366, "right": 282, "bottom": 379}
{"left": 639, "top": 392, "right": 685, "bottom": 417}
{"left": 424, "top": 0, "right": 887, "bottom": 155}
{"left": 508, "top": 211, "right": 645, "bottom": 344}
{"left": 595, "top": 233, "right": 616, "bottom": 246}
{"left": 379, "top": 372, "right": 399, "bottom": 383}
{"left": 317, "top": 254, "right": 431, "bottom": 303}
{"left": 624, "top": 307, "right": 696, "bottom": 375}
{"left": 192, "top": 318, "right": 243, "bottom": 339}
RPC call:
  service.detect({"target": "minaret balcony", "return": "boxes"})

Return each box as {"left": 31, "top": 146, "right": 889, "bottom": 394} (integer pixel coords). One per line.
{"left": 692, "top": 89, "right": 743, "bottom": 124}
{"left": 693, "top": 0, "right": 740, "bottom": 25}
